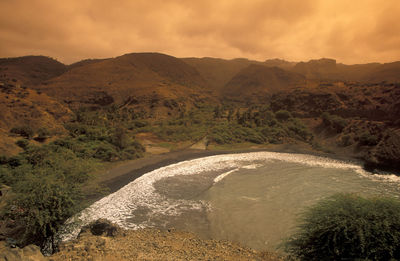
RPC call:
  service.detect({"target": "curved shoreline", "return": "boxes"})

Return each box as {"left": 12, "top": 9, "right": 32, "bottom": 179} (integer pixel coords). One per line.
{"left": 98, "top": 144, "right": 365, "bottom": 197}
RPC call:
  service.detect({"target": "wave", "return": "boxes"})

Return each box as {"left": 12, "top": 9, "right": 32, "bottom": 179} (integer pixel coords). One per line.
{"left": 57, "top": 151, "right": 397, "bottom": 242}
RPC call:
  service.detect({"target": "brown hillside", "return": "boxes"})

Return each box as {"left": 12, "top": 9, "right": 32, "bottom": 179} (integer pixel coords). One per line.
{"left": 0, "top": 80, "right": 72, "bottom": 155}
{"left": 270, "top": 81, "right": 400, "bottom": 121}
{"left": 366, "top": 61, "right": 400, "bottom": 83}
{"left": 0, "top": 56, "right": 66, "bottom": 86}
{"left": 221, "top": 64, "right": 306, "bottom": 102}
{"left": 182, "top": 57, "right": 259, "bottom": 92}
{"left": 35, "top": 53, "right": 212, "bottom": 114}
{"left": 263, "top": 58, "right": 296, "bottom": 70}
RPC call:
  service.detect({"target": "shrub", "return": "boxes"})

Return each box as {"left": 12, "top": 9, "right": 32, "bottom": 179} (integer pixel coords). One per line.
{"left": 285, "top": 194, "right": 400, "bottom": 260}
{"left": 37, "top": 127, "right": 51, "bottom": 139}
{"left": 275, "top": 110, "right": 292, "bottom": 121}
{"left": 15, "top": 139, "right": 30, "bottom": 149}
{"left": 339, "top": 134, "right": 353, "bottom": 147}
{"left": 320, "top": 113, "right": 347, "bottom": 133}
{"left": 10, "top": 126, "right": 35, "bottom": 139}
{"left": 359, "top": 132, "right": 380, "bottom": 146}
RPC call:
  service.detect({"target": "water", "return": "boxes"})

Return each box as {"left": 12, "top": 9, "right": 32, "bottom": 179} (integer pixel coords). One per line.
{"left": 58, "top": 152, "right": 400, "bottom": 252}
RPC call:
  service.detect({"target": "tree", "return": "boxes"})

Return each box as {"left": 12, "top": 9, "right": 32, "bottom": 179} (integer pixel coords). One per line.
{"left": 10, "top": 173, "right": 80, "bottom": 250}
{"left": 285, "top": 194, "right": 400, "bottom": 260}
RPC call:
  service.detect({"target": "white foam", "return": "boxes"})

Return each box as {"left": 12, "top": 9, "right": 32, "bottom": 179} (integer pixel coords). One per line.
{"left": 57, "top": 151, "right": 398, "bottom": 242}
{"left": 213, "top": 169, "right": 239, "bottom": 183}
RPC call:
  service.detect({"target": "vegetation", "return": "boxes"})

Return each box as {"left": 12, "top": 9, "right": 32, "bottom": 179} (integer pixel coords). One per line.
{"left": 152, "top": 105, "right": 312, "bottom": 145}
{"left": 0, "top": 106, "right": 146, "bottom": 249}
{"left": 359, "top": 131, "right": 380, "bottom": 146}
{"left": 285, "top": 194, "right": 400, "bottom": 260}
{"left": 10, "top": 125, "right": 35, "bottom": 139}
{"left": 321, "top": 112, "right": 348, "bottom": 133}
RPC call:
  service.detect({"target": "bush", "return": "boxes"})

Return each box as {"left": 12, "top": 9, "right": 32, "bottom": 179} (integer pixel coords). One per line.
{"left": 275, "top": 110, "right": 292, "bottom": 121}
{"left": 339, "top": 134, "right": 353, "bottom": 147}
{"left": 285, "top": 194, "right": 400, "bottom": 260}
{"left": 10, "top": 173, "right": 80, "bottom": 249}
{"left": 10, "top": 126, "right": 35, "bottom": 139}
{"left": 359, "top": 132, "right": 380, "bottom": 146}
{"left": 320, "top": 113, "right": 347, "bottom": 133}
{"left": 15, "top": 139, "right": 29, "bottom": 149}
{"left": 37, "top": 127, "right": 51, "bottom": 139}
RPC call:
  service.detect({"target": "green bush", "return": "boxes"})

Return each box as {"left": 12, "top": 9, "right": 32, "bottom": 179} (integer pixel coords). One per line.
{"left": 10, "top": 126, "right": 35, "bottom": 139}
{"left": 10, "top": 173, "right": 81, "bottom": 248}
{"left": 285, "top": 194, "right": 400, "bottom": 260}
{"left": 320, "top": 113, "right": 347, "bottom": 133}
{"left": 37, "top": 127, "right": 51, "bottom": 139}
{"left": 275, "top": 110, "right": 292, "bottom": 121}
{"left": 15, "top": 139, "right": 30, "bottom": 149}
{"left": 359, "top": 132, "right": 380, "bottom": 146}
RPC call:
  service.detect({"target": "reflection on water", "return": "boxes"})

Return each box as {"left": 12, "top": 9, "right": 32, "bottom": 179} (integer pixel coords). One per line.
{"left": 60, "top": 152, "right": 400, "bottom": 252}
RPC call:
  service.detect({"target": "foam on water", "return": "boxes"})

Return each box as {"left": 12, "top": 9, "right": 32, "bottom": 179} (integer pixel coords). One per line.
{"left": 58, "top": 151, "right": 399, "bottom": 242}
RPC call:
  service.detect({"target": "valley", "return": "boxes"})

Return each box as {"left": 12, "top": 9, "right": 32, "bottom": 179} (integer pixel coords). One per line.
{"left": 0, "top": 52, "right": 400, "bottom": 260}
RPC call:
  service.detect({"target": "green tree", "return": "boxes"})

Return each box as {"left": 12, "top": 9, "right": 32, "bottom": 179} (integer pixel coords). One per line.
{"left": 10, "top": 173, "right": 81, "bottom": 249}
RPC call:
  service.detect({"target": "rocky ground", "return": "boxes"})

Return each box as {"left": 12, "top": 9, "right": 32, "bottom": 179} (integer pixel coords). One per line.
{"left": 1, "top": 220, "right": 283, "bottom": 261}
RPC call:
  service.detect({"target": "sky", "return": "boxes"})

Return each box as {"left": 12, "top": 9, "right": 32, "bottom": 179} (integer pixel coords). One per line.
{"left": 0, "top": 0, "right": 399, "bottom": 64}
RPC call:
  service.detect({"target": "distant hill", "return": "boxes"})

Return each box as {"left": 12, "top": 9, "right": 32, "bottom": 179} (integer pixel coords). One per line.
{"left": 263, "top": 58, "right": 296, "bottom": 70}
{"left": 34, "top": 53, "right": 211, "bottom": 115}
{"left": 290, "top": 58, "right": 400, "bottom": 82}
{"left": 0, "top": 56, "right": 67, "bottom": 86}
{"left": 182, "top": 57, "right": 259, "bottom": 92}
{"left": 365, "top": 61, "right": 400, "bottom": 83}
{"left": 221, "top": 64, "right": 306, "bottom": 101}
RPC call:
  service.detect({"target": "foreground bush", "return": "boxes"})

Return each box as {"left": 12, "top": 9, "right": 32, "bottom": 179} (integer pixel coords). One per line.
{"left": 285, "top": 194, "right": 400, "bottom": 260}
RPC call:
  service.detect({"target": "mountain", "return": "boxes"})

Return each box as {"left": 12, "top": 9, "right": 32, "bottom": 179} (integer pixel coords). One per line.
{"left": 221, "top": 64, "right": 306, "bottom": 101}
{"left": 34, "top": 53, "right": 212, "bottom": 114}
{"left": 290, "top": 58, "right": 400, "bottom": 83}
{"left": 263, "top": 58, "right": 296, "bottom": 70}
{"left": 365, "top": 61, "right": 400, "bottom": 83}
{"left": 0, "top": 56, "right": 67, "bottom": 86}
{"left": 181, "top": 57, "right": 259, "bottom": 92}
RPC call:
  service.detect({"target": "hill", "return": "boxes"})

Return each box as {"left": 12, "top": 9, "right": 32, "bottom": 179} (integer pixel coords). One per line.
{"left": 0, "top": 79, "right": 72, "bottom": 154}
{"left": 0, "top": 56, "right": 67, "bottom": 86}
{"left": 291, "top": 58, "right": 400, "bottom": 82}
{"left": 182, "top": 57, "right": 259, "bottom": 92}
{"left": 221, "top": 64, "right": 306, "bottom": 102}
{"left": 34, "top": 53, "right": 212, "bottom": 115}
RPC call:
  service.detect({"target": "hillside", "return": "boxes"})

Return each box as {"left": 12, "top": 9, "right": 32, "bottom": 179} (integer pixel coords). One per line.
{"left": 291, "top": 58, "right": 400, "bottom": 82}
{"left": 182, "top": 57, "right": 259, "bottom": 92}
{"left": 32, "top": 53, "right": 212, "bottom": 117}
{"left": 0, "top": 79, "right": 72, "bottom": 154}
{"left": 221, "top": 64, "right": 306, "bottom": 102}
{"left": 0, "top": 56, "right": 67, "bottom": 86}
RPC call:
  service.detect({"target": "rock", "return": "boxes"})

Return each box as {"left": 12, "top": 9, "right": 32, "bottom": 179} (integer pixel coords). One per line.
{"left": 0, "top": 241, "right": 45, "bottom": 261}
{"left": 80, "top": 219, "right": 122, "bottom": 237}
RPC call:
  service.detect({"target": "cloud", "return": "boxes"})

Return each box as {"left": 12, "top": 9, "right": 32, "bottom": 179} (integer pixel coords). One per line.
{"left": 0, "top": 0, "right": 399, "bottom": 64}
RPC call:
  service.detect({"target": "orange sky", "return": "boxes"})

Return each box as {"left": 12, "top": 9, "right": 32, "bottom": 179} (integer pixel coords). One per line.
{"left": 0, "top": 0, "right": 399, "bottom": 64}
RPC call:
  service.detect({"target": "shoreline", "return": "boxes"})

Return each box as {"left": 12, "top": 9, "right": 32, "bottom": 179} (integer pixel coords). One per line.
{"left": 96, "top": 143, "right": 365, "bottom": 198}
